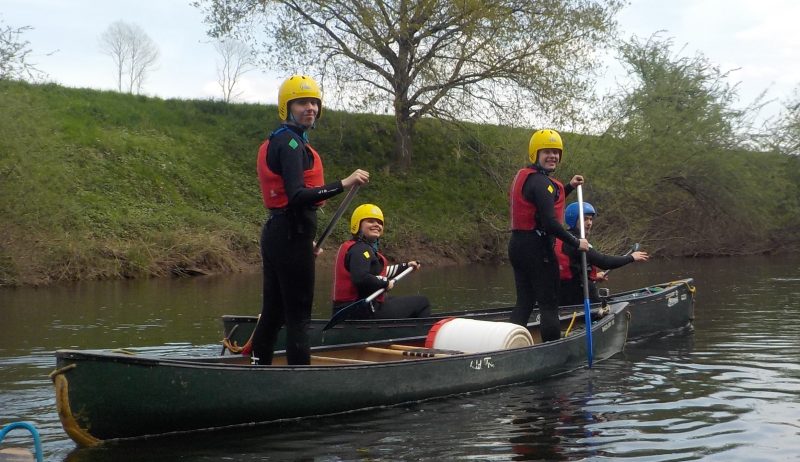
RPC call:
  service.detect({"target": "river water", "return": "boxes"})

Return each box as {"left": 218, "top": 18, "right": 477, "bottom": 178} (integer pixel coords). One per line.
{"left": 1, "top": 255, "right": 799, "bottom": 461}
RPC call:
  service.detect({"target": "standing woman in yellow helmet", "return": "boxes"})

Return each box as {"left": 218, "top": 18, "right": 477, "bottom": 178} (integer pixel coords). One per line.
{"left": 253, "top": 75, "right": 369, "bottom": 365}
{"left": 331, "top": 204, "right": 431, "bottom": 319}
{"left": 508, "top": 129, "right": 589, "bottom": 342}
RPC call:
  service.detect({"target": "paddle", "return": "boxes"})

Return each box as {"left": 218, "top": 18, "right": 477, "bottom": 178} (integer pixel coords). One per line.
{"left": 323, "top": 265, "right": 416, "bottom": 331}
{"left": 234, "top": 184, "right": 361, "bottom": 356}
{"left": 314, "top": 184, "right": 361, "bottom": 253}
{"left": 576, "top": 185, "right": 594, "bottom": 368}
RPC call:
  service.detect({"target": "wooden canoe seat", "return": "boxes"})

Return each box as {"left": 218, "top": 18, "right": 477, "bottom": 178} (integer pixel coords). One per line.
{"left": 310, "top": 355, "right": 375, "bottom": 365}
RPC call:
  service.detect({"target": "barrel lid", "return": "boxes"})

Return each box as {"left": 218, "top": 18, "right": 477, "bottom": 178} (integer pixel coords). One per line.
{"left": 424, "top": 317, "right": 456, "bottom": 349}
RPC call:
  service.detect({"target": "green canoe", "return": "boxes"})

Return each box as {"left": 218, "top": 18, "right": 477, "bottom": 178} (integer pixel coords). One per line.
{"left": 52, "top": 301, "right": 630, "bottom": 446}
{"left": 221, "top": 279, "right": 695, "bottom": 352}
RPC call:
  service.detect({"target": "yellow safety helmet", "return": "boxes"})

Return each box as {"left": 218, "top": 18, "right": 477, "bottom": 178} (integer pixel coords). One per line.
{"left": 350, "top": 203, "right": 384, "bottom": 234}
{"left": 528, "top": 129, "right": 563, "bottom": 164}
{"left": 277, "top": 75, "right": 322, "bottom": 121}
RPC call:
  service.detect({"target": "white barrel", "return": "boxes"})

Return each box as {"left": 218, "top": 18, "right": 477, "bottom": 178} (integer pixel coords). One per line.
{"left": 425, "top": 318, "right": 533, "bottom": 353}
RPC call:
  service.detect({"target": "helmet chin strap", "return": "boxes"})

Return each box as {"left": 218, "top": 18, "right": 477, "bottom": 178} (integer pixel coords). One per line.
{"left": 534, "top": 161, "right": 554, "bottom": 174}
{"left": 287, "top": 112, "right": 316, "bottom": 130}
{"left": 534, "top": 151, "right": 559, "bottom": 173}
{"left": 286, "top": 105, "right": 317, "bottom": 130}
{"left": 357, "top": 232, "right": 380, "bottom": 251}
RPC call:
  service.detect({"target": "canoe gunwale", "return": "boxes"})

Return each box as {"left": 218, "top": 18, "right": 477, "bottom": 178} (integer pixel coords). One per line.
{"left": 221, "top": 278, "right": 693, "bottom": 324}
{"left": 57, "top": 300, "right": 626, "bottom": 371}
{"left": 220, "top": 279, "right": 694, "bottom": 350}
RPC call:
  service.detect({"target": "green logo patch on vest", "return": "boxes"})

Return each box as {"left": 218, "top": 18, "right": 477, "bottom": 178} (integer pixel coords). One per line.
{"left": 288, "top": 138, "right": 299, "bottom": 149}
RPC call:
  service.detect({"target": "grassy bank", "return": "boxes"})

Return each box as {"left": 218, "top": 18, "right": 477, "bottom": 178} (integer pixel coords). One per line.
{"left": 1, "top": 81, "right": 798, "bottom": 286}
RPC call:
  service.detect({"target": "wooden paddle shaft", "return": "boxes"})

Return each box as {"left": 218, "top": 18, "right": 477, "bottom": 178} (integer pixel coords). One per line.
{"left": 365, "top": 346, "right": 451, "bottom": 358}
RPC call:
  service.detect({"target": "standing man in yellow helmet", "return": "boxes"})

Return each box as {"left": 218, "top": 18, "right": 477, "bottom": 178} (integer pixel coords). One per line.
{"left": 253, "top": 75, "right": 370, "bottom": 365}
{"left": 508, "top": 129, "right": 589, "bottom": 342}
{"left": 331, "top": 203, "right": 431, "bottom": 319}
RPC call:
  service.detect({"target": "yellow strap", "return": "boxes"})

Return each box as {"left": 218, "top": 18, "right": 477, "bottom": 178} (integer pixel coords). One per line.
{"left": 565, "top": 311, "right": 578, "bottom": 337}
{"left": 52, "top": 372, "right": 102, "bottom": 447}
{"left": 666, "top": 279, "right": 697, "bottom": 294}
{"left": 48, "top": 363, "right": 77, "bottom": 380}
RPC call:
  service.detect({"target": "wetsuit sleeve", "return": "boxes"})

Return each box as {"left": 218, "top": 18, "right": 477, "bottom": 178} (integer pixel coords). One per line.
{"left": 385, "top": 262, "right": 411, "bottom": 279}
{"left": 587, "top": 250, "right": 634, "bottom": 270}
{"left": 562, "top": 239, "right": 580, "bottom": 262}
{"left": 347, "top": 242, "right": 390, "bottom": 295}
{"left": 268, "top": 134, "right": 344, "bottom": 207}
{"left": 522, "top": 174, "right": 581, "bottom": 246}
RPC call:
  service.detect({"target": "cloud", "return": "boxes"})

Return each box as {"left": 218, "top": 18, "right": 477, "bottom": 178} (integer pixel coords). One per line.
{"left": 6, "top": 0, "right": 799, "bottom": 125}
{"left": 617, "top": 0, "right": 800, "bottom": 122}
{"left": 236, "top": 74, "right": 281, "bottom": 104}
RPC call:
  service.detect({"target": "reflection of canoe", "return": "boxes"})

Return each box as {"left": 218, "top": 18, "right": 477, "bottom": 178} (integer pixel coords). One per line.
{"left": 51, "top": 301, "right": 630, "bottom": 446}
{"left": 222, "top": 279, "right": 695, "bottom": 352}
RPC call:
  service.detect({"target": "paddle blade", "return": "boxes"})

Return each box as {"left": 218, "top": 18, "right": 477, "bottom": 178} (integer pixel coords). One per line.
{"left": 323, "top": 300, "right": 366, "bottom": 331}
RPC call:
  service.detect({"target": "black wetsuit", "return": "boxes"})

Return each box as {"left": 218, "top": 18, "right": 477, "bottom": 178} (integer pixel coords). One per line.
{"left": 333, "top": 239, "right": 431, "bottom": 319}
{"left": 251, "top": 124, "right": 344, "bottom": 365}
{"left": 508, "top": 169, "right": 579, "bottom": 342}
{"left": 559, "top": 229, "right": 634, "bottom": 306}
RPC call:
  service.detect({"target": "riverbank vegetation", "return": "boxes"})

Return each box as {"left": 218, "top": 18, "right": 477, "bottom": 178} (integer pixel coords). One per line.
{"left": 2, "top": 38, "right": 799, "bottom": 286}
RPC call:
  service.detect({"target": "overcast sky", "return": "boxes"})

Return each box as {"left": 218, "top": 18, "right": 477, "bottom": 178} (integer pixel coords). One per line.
{"left": 3, "top": 0, "right": 798, "bottom": 126}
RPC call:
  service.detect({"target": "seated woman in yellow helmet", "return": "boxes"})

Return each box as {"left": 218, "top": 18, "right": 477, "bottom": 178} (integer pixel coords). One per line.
{"left": 332, "top": 204, "right": 431, "bottom": 319}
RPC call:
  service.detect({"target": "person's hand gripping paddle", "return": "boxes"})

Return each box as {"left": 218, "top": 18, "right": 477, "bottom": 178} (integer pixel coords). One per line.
{"left": 323, "top": 265, "right": 417, "bottom": 331}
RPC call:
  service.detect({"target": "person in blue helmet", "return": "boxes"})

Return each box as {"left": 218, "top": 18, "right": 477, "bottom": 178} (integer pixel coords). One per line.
{"left": 556, "top": 202, "right": 649, "bottom": 306}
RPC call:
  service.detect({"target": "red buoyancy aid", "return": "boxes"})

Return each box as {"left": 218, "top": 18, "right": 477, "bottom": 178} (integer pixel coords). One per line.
{"left": 509, "top": 167, "right": 566, "bottom": 231}
{"left": 257, "top": 138, "right": 325, "bottom": 209}
{"left": 332, "top": 240, "right": 389, "bottom": 304}
{"left": 555, "top": 238, "right": 598, "bottom": 281}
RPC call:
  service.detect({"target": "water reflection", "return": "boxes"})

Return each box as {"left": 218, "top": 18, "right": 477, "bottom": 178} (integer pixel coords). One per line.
{"left": 2, "top": 255, "right": 800, "bottom": 460}
{"left": 506, "top": 384, "right": 603, "bottom": 461}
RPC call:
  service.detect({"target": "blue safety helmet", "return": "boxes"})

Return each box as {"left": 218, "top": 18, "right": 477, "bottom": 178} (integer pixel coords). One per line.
{"left": 565, "top": 202, "right": 597, "bottom": 229}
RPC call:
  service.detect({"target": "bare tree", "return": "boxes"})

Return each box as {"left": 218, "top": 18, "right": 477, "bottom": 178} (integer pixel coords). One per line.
{"left": 214, "top": 38, "right": 255, "bottom": 102}
{"left": 99, "top": 21, "right": 128, "bottom": 91}
{"left": 196, "top": 0, "right": 623, "bottom": 168}
{"left": 99, "top": 20, "right": 159, "bottom": 94}
{"left": 1, "top": 18, "right": 46, "bottom": 81}
{"left": 126, "top": 23, "right": 159, "bottom": 94}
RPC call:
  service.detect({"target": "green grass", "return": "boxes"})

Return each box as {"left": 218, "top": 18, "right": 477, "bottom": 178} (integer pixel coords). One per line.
{"left": 1, "top": 80, "right": 798, "bottom": 286}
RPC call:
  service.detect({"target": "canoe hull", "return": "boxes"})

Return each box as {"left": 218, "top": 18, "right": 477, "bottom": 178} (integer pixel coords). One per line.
{"left": 222, "top": 279, "right": 695, "bottom": 349}
{"left": 52, "top": 303, "right": 630, "bottom": 445}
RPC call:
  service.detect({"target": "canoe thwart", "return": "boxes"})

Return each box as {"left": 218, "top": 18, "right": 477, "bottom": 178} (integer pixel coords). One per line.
{"left": 310, "top": 355, "right": 375, "bottom": 365}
